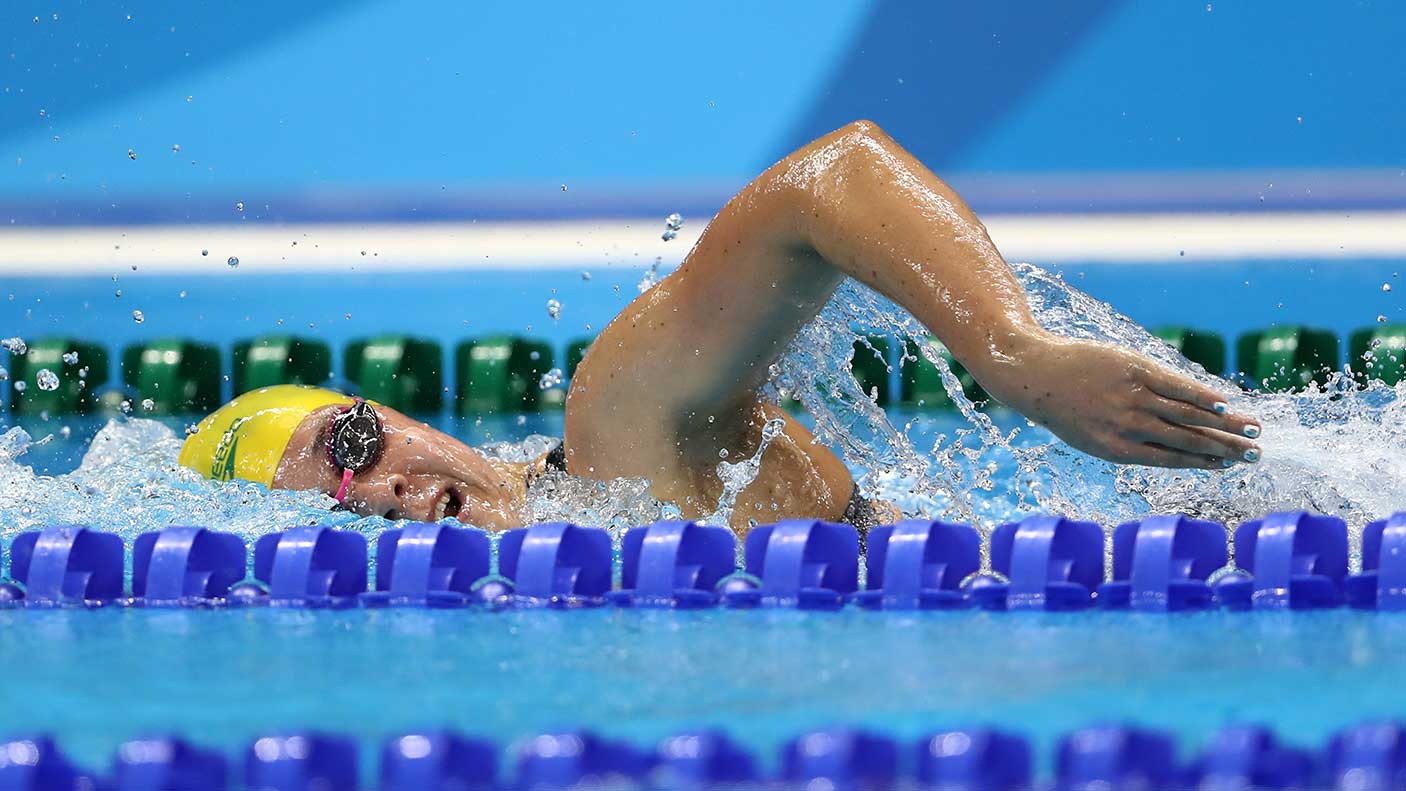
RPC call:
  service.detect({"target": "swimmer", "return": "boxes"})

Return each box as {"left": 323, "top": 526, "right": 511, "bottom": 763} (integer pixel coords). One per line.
{"left": 179, "top": 121, "right": 1262, "bottom": 533}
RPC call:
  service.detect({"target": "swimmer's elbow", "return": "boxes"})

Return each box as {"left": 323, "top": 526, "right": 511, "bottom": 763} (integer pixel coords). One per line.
{"left": 837, "top": 119, "right": 889, "bottom": 143}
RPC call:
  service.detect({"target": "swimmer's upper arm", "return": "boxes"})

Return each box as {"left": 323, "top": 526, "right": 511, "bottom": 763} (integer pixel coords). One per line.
{"left": 565, "top": 119, "right": 1032, "bottom": 473}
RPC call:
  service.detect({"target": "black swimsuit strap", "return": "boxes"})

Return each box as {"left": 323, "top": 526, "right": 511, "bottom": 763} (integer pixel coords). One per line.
{"left": 537, "top": 443, "right": 876, "bottom": 534}
{"left": 840, "top": 484, "right": 886, "bottom": 534}
{"left": 543, "top": 441, "right": 568, "bottom": 473}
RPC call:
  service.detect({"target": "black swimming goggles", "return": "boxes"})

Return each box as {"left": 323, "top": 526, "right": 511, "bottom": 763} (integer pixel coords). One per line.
{"left": 329, "top": 397, "right": 383, "bottom": 503}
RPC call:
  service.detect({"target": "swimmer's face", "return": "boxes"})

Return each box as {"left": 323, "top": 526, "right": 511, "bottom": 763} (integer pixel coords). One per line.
{"left": 273, "top": 404, "right": 525, "bottom": 530}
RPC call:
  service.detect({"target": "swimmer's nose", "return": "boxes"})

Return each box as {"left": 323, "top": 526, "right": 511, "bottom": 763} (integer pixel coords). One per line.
{"left": 351, "top": 473, "right": 410, "bottom": 519}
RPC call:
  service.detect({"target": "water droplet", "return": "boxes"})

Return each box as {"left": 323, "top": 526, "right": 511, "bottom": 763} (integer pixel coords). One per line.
{"left": 661, "top": 229, "right": 678, "bottom": 242}
{"left": 127, "top": 148, "right": 137, "bottom": 160}
{"left": 141, "top": 398, "right": 155, "bottom": 411}
{"left": 185, "top": 95, "right": 193, "bottom": 103}
{"left": 1205, "top": 2, "right": 1213, "bottom": 10}
{"left": 559, "top": 184, "right": 568, "bottom": 192}
{"left": 77, "top": 366, "right": 88, "bottom": 379}
{"left": 761, "top": 417, "right": 786, "bottom": 441}
{"left": 665, "top": 212, "right": 684, "bottom": 231}
{"left": 200, "top": 249, "right": 208, "bottom": 257}
{"left": 185, "top": 423, "right": 200, "bottom": 436}
{"left": 14, "top": 380, "right": 26, "bottom": 393}
{"left": 61, "top": 351, "right": 78, "bottom": 365}
{"left": 637, "top": 258, "right": 662, "bottom": 293}
{"left": 1, "top": 337, "right": 27, "bottom": 355}
{"left": 0, "top": 366, "right": 7, "bottom": 381}
{"left": 171, "top": 143, "right": 181, "bottom": 153}
{"left": 35, "top": 369, "right": 59, "bottom": 391}
{"left": 227, "top": 256, "right": 239, "bottom": 268}
{"left": 538, "top": 368, "right": 564, "bottom": 390}
{"left": 1379, "top": 315, "right": 1389, "bottom": 323}
{"left": 131, "top": 309, "right": 145, "bottom": 324}
{"left": 546, "top": 299, "right": 562, "bottom": 320}
{"left": 719, "top": 448, "right": 729, "bottom": 459}
{"left": 179, "top": 290, "right": 188, "bottom": 299}
{"left": 580, "top": 271, "right": 592, "bottom": 281}
{"left": 1384, "top": 283, "right": 1393, "bottom": 292}
{"left": 234, "top": 201, "right": 244, "bottom": 212}
{"left": 114, "top": 289, "right": 123, "bottom": 298}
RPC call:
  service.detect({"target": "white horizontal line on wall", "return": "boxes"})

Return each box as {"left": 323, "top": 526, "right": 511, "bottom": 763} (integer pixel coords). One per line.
{"left": 0, "top": 210, "right": 1403, "bottom": 276}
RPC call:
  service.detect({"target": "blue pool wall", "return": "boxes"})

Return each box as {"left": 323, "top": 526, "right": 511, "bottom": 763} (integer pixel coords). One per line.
{"left": 4, "top": 1, "right": 1405, "bottom": 222}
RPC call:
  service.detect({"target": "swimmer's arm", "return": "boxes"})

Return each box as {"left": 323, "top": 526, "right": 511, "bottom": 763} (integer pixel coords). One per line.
{"left": 625, "top": 121, "right": 1261, "bottom": 469}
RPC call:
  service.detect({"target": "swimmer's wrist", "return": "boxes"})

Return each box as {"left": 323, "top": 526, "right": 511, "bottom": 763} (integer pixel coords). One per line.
{"left": 962, "top": 326, "right": 1056, "bottom": 395}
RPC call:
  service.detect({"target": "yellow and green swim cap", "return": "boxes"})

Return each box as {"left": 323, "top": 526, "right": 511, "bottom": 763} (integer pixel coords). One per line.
{"left": 178, "top": 384, "right": 355, "bottom": 486}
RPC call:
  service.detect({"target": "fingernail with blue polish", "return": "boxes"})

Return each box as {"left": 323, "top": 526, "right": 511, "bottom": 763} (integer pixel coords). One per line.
{"left": 1243, "top": 448, "right": 1261, "bottom": 463}
{"left": 1243, "top": 425, "right": 1261, "bottom": 439}
{"left": 1221, "top": 459, "right": 1236, "bottom": 468}
{"left": 1214, "top": 402, "right": 1228, "bottom": 414}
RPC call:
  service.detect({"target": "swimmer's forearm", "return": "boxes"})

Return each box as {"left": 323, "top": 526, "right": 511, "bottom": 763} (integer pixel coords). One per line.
{"left": 776, "top": 121, "right": 1049, "bottom": 390}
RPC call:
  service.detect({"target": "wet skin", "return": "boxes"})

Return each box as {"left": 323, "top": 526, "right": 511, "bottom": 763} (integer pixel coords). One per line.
{"left": 275, "top": 121, "right": 1262, "bottom": 533}
{"left": 274, "top": 404, "right": 532, "bottom": 530}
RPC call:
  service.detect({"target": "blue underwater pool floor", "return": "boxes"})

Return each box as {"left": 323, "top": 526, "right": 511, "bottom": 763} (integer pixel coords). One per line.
{"left": 4, "top": 606, "right": 1403, "bottom": 769}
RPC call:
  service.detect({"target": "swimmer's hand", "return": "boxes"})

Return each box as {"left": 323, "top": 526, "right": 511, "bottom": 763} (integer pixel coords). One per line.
{"left": 986, "top": 335, "right": 1262, "bottom": 469}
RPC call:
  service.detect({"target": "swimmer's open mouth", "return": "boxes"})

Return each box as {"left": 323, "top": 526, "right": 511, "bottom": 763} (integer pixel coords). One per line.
{"left": 432, "top": 487, "right": 464, "bottom": 522}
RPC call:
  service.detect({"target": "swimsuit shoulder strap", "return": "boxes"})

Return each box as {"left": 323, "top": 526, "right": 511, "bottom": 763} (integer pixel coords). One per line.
{"left": 840, "top": 484, "right": 886, "bottom": 534}
{"left": 543, "top": 441, "right": 568, "bottom": 473}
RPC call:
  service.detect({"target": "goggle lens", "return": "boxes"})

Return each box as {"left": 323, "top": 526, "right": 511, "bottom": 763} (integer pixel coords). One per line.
{"left": 330, "top": 399, "right": 383, "bottom": 473}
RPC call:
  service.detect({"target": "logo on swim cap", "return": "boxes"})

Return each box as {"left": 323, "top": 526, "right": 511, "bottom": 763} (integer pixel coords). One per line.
{"left": 209, "top": 416, "right": 251, "bottom": 482}
{"left": 179, "top": 384, "right": 356, "bottom": 487}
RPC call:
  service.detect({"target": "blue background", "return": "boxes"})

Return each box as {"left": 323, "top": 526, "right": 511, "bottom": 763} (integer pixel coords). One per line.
{"left": 4, "top": 0, "right": 1404, "bottom": 222}
{"left": 3, "top": 1, "right": 1404, "bottom": 403}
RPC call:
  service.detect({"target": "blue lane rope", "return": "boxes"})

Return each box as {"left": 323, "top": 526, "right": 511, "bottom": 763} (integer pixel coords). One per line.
{"left": 3, "top": 721, "right": 1401, "bottom": 790}
{"left": 0, "top": 510, "right": 1399, "bottom": 611}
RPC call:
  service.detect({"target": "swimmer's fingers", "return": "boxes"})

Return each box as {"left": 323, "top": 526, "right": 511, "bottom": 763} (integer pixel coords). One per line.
{"left": 1147, "top": 393, "right": 1262, "bottom": 441}
{"left": 1140, "top": 367, "right": 1255, "bottom": 422}
{"left": 1132, "top": 419, "right": 1257, "bottom": 465}
{"left": 1115, "top": 440, "right": 1226, "bottom": 470}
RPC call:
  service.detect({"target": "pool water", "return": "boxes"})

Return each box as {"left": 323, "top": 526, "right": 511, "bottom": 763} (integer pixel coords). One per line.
{"left": 3, "top": 606, "right": 1403, "bottom": 772}
{"left": 6, "top": 405, "right": 1397, "bottom": 776}
{"left": 6, "top": 259, "right": 1406, "bottom": 783}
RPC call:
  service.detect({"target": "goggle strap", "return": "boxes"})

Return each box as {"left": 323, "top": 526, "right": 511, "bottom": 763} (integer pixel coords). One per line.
{"left": 333, "top": 468, "right": 355, "bottom": 503}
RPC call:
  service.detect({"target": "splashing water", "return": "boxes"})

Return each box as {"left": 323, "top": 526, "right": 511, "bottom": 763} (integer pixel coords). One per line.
{"left": 661, "top": 212, "right": 684, "bottom": 242}
{"left": 772, "top": 265, "right": 1406, "bottom": 565}
{"left": 538, "top": 368, "right": 563, "bottom": 390}
{"left": 0, "top": 420, "right": 377, "bottom": 565}
{"left": 0, "top": 264, "right": 1402, "bottom": 567}
{"left": 704, "top": 417, "right": 788, "bottom": 528}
